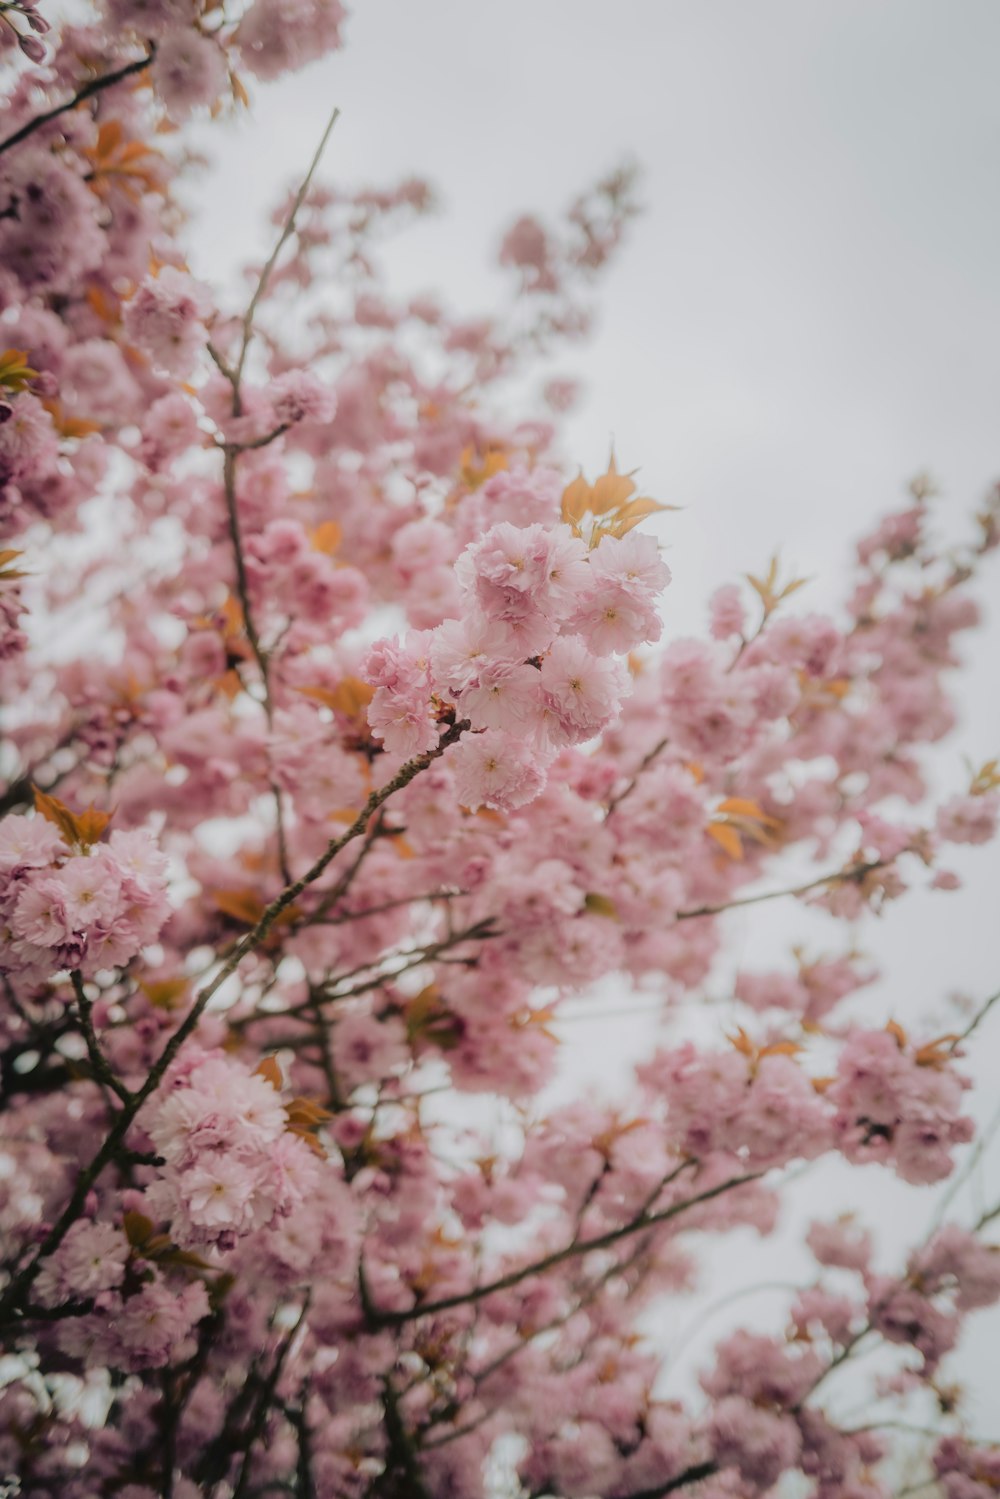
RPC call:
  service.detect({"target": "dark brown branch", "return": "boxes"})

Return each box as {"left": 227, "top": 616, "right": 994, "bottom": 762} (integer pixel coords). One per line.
{"left": 620, "top": 1461, "right": 718, "bottom": 1498}
{"left": 70, "top": 972, "right": 133, "bottom": 1105}
{"left": 367, "top": 1170, "right": 763, "bottom": 1328}
{"left": 231, "top": 1302, "right": 309, "bottom": 1499}
{"left": 0, "top": 49, "right": 155, "bottom": 157}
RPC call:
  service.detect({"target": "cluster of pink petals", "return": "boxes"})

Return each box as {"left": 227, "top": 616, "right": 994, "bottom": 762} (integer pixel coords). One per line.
{"left": 827, "top": 1028, "right": 974, "bottom": 1184}
{"left": 365, "top": 506, "right": 669, "bottom": 810}
{"left": 0, "top": 815, "right": 170, "bottom": 979}
{"left": 123, "top": 267, "right": 214, "bottom": 379}
{"left": 139, "top": 1050, "right": 322, "bottom": 1250}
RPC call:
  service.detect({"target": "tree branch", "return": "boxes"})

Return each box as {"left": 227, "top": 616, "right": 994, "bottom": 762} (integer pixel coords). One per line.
{"left": 70, "top": 971, "right": 133, "bottom": 1106}
{"left": 367, "top": 1170, "right": 763, "bottom": 1328}
{"left": 233, "top": 103, "right": 341, "bottom": 402}
{"left": 675, "top": 859, "right": 887, "bottom": 922}
{"left": 0, "top": 49, "right": 155, "bottom": 157}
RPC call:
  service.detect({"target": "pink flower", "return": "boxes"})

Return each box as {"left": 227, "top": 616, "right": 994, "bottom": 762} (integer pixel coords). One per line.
{"left": 139, "top": 392, "right": 201, "bottom": 471}
{"left": 124, "top": 268, "right": 213, "bottom": 378}
{"left": 10, "top": 878, "right": 71, "bottom": 946}
{"left": 57, "top": 854, "right": 123, "bottom": 928}
{"left": 365, "top": 632, "right": 440, "bottom": 757}
{"left": 115, "top": 1280, "right": 210, "bottom": 1369}
{"left": 936, "top": 792, "right": 999, "bottom": 846}
{"left": 34, "top": 1220, "right": 130, "bottom": 1308}
{"left": 236, "top": 0, "right": 347, "bottom": 80}
{"left": 708, "top": 583, "right": 746, "bottom": 640}
{"left": 806, "top": 1217, "right": 873, "bottom": 1273}
{"left": 367, "top": 685, "right": 440, "bottom": 758}
{"left": 153, "top": 31, "right": 228, "bottom": 119}
{"left": 330, "top": 1010, "right": 409, "bottom": 1092}
{"left": 707, "top": 1395, "right": 801, "bottom": 1488}
{"left": 182, "top": 1155, "right": 263, "bottom": 1233}
{"left": 539, "top": 636, "right": 629, "bottom": 745}
{"left": 0, "top": 815, "right": 65, "bottom": 875}
{"left": 567, "top": 533, "right": 669, "bottom": 655}
{"left": 910, "top": 1226, "right": 1000, "bottom": 1313}
{"left": 459, "top": 660, "right": 542, "bottom": 730}
{"left": 449, "top": 729, "right": 550, "bottom": 812}
{"left": 270, "top": 369, "right": 337, "bottom": 427}
{"left": 456, "top": 522, "right": 587, "bottom": 653}
{"left": 429, "top": 614, "right": 512, "bottom": 694}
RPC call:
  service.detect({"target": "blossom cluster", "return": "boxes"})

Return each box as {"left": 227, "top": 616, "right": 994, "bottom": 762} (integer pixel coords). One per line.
{"left": 139, "top": 1050, "right": 321, "bottom": 1251}
{"left": 0, "top": 813, "right": 170, "bottom": 979}
{"left": 366, "top": 505, "right": 669, "bottom": 810}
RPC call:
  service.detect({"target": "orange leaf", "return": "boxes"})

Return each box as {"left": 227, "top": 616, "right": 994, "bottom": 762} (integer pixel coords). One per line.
{"left": 0, "top": 349, "right": 38, "bottom": 393}
{"left": 286, "top": 1096, "right": 333, "bottom": 1129}
{"left": 213, "top": 669, "right": 244, "bottom": 701}
{"left": 459, "top": 443, "right": 508, "bottom": 491}
{"left": 707, "top": 823, "right": 744, "bottom": 860}
{"left": 560, "top": 473, "right": 591, "bottom": 525}
{"left": 717, "top": 796, "right": 767, "bottom": 820}
{"left": 0, "top": 547, "right": 28, "bottom": 582}
{"left": 328, "top": 807, "right": 361, "bottom": 824}
{"left": 32, "top": 786, "right": 111, "bottom": 849}
{"left": 85, "top": 284, "right": 119, "bottom": 323}
{"left": 299, "top": 676, "right": 375, "bottom": 719}
{"left": 296, "top": 684, "right": 342, "bottom": 711}
{"left": 254, "top": 1055, "right": 283, "bottom": 1090}
{"left": 885, "top": 1019, "right": 908, "bottom": 1049}
{"left": 75, "top": 806, "right": 113, "bottom": 846}
{"left": 311, "top": 520, "right": 342, "bottom": 555}
{"left": 96, "top": 120, "right": 124, "bottom": 157}
{"left": 727, "top": 1027, "right": 756, "bottom": 1057}
{"left": 138, "top": 977, "right": 189, "bottom": 1011}
{"left": 230, "top": 69, "right": 250, "bottom": 108}
{"left": 590, "top": 467, "right": 636, "bottom": 515}
{"left": 914, "top": 1034, "right": 962, "bottom": 1068}
{"left": 759, "top": 1040, "right": 805, "bottom": 1059}
{"left": 213, "top": 888, "right": 266, "bottom": 925}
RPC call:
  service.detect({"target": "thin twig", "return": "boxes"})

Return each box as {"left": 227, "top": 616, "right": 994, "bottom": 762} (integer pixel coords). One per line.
{"left": 605, "top": 736, "right": 669, "bottom": 817}
{"left": 952, "top": 986, "right": 1000, "bottom": 1050}
{"left": 232, "top": 103, "right": 341, "bottom": 403}
{"left": 675, "top": 858, "right": 887, "bottom": 922}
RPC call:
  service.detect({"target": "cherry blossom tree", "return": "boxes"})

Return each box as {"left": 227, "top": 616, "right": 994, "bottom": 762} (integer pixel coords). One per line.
{"left": 1, "top": 8, "right": 999, "bottom": 1498}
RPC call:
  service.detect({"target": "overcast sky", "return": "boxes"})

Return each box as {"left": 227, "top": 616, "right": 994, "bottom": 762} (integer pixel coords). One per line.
{"left": 184, "top": 0, "right": 1000, "bottom": 1447}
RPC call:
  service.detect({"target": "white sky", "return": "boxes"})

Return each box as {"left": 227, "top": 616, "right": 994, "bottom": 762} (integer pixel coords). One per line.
{"left": 180, "top": 0, "right": 1000, "bottom": 1458}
